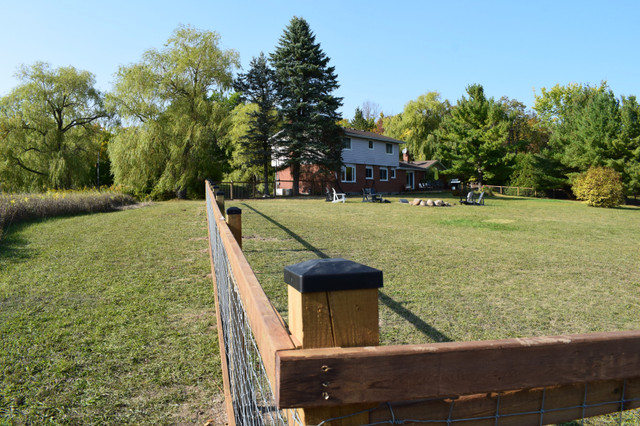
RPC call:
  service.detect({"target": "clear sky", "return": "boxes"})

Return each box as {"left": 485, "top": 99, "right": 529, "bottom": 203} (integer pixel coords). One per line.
{"left": 1, "top": 0, "right": 638, "bottom": 119}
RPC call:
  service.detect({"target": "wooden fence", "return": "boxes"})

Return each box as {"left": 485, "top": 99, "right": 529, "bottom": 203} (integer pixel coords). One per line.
{"left": 205, "top": 181, "right": 640, "bottom": 425}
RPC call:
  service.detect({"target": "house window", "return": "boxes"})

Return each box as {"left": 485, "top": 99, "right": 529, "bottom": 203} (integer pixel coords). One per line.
{"left": 365, "top": 166, "right": 373, "bottom": 180}
{"left": 341, "top": 164, "right": 356, "bottom": 182}
{"left": 343, "top": 137, "right": 352, "bottom": 150}
{"left": 386, "top": 143, "right": 393, "bottom": 154}
{"left": 368, "top": 140, "right": 374, "bottom": 150}
{"left": 390, "top": 167, "right": 396, "bottom": 179}
{"left": 380, "top": 168, "right": 388, "bottom": 181}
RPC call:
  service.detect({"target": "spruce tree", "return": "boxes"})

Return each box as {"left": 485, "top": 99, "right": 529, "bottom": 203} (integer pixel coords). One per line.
{"left": 270, "top": 17, "right": 343, "bottom": 195}
{"left": 234, "top": 53, "right": 279, "bottom": 196}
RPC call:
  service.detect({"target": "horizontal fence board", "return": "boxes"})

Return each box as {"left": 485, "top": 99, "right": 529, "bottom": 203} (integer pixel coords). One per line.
{"left": 276, "top": 331, "right": 640, "bottom": 408}
{"left": 367, "top": 379, "right": 640, "bottom": 425}
{"left": 207, "top": 183, "right": 296, "bottom": 388}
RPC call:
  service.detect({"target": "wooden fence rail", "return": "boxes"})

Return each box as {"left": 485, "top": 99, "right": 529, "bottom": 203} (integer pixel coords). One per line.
{"left": 205, "top": 181, "right": 640, "bottom": 425}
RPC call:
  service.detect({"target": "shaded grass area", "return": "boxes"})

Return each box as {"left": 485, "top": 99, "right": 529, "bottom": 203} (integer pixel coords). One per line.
{"left": 0, "top": 201, "right": 222, "bottom": 424}
{"left": 0, "top": 190, "right": 137, "bottom": 242}
{"left": 231, "top": 193, "right": 640, "bottom": 345}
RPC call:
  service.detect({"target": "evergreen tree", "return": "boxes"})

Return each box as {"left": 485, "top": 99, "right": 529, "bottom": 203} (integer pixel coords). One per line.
{"left": 233, "top": 53, "right": 279, "bottom": 196}
{"left": 350, "top": 107, "right": 375, "bottom": 131}
{"left": 437, "top": 84, "right": 509, "bottom": 186}
{"left": 270, "top": 17, "right": 343, "bottom": 195}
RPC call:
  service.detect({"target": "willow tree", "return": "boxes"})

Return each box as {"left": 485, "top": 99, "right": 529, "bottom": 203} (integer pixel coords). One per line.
{"left": 0, "top": 62, "right": 107, "bottom": 191}
{"left": 383, "top": 92, "right": 450, "bottom": 160}
{"left": 108, "top": 25, "right": 239, "bottom": 198}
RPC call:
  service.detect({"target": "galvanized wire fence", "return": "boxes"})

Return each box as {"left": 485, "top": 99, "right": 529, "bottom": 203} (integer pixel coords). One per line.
{"left": 296, "top": 381, "right": 640, "bottom": 425}
{"left": 207, "top": 190, "right": 289, "bottom": 426}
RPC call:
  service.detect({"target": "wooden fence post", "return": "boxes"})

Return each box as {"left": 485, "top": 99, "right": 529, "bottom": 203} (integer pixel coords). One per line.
{"left": 284, "top": 258, "right": 383, "bottom": 426}
{"left": 230, "top": 181, "right": 234, "bottom": 200}
{"left": 226, "top": 207, "right": 242, "bottom": 249}
{"left": 215, "top": 191, "right": 225, "bottom": 216}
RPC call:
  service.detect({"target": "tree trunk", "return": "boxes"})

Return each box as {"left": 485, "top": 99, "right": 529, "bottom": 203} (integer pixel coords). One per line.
{"left": 263, "top": 163, "right": 270, "bottom": 197}
{"left": 292, "top": 163, "right": 301, "bottom": 196}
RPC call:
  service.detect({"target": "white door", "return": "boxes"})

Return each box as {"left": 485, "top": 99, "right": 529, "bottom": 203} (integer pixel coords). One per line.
{"left": 406, "top": 172, "right": 414, "bottom": 189}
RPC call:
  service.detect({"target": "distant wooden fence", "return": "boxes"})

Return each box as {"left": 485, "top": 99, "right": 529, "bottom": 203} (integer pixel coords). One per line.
{"left": 205, "top": 181, "right": 640, "bottom": 425}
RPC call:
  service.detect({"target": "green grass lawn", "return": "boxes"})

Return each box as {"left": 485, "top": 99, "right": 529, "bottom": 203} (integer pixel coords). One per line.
{"left": 229, "top": 193, "right": 640, "bottom": 346}
{"left": 0, "top": 201, "right": 223, "bottom": 424}
{"left": 1, "top": 193, "right": 638, "bottom": 425}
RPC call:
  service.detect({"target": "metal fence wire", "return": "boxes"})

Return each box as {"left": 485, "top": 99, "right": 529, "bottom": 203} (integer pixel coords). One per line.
{"left": 207, "top": 191, "right": 289, "bottom": 426}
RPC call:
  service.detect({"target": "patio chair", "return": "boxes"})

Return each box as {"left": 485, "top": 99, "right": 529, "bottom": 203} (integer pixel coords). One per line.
{"left": 363, "top": 187, "right": 383, "bottom": 203}
{"left": 332, "top": 188, "right": 346, "bottom": 203}
{"left": 460, "top": 191, "right": 475, "bottom": 205}
{"left": 473, "top": 192, "right": 485, "bottom": 205}
{"left": 362, "top": 188, "right": 372, "bottom": 202}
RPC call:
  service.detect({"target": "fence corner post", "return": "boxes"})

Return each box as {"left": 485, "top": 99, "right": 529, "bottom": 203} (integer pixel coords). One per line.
{"left": 226, "top": 207, "right": 242, "bottom": 249}
{"left": 284, "top": 258, "right": 382, "bottom": 425}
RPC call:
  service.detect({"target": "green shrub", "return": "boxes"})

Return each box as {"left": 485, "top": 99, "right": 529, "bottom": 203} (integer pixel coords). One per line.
{"left": 572, "top": 166, "right": 624, "bottom": 208}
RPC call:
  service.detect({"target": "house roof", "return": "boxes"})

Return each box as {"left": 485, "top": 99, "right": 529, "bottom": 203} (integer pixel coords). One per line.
{"left": 342, "top": 128, "right": 406, "bottom": 144}
{"left": 398, "top": 160, "right": 447, "bottom": 172}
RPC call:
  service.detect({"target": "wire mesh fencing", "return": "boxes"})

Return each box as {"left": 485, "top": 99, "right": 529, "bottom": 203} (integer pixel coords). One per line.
{"left": 207, "top": 190, "right": 289, "bottom": 426}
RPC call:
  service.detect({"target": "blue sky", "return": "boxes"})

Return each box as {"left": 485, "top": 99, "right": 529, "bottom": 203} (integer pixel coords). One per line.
{"left": 1, "top": 0, "right": 639, "bottom": 118}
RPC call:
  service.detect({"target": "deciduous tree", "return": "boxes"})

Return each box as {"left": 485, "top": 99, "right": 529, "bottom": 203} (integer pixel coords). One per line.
{"left": 0, "top": 62, "right": 108, "bottom": 191}
{"left": 108, "top": 25, "right": 239, "bottom": 198}
{"left": 383, "top": 92, "right": 450, "bottom": 160}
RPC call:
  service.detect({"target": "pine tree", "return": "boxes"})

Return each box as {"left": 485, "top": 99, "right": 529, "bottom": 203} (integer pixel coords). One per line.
{"left": 350, "top": 107, "right": 375, "bottom": 131}
{"left": 437, "top": 84, "right": 509, "bottom": 186}
{"left": 270, "top": 17, "right": 343, "bottom": 195}
{"left": 233, "top": 53, "right": 279, "bottom": 196}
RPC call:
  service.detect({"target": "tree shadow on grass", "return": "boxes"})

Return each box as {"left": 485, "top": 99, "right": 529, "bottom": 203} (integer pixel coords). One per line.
{"left": 240, "top": 203, "right": 330, "bottom": 259}
{"left": 379, "top": 291, "right": 453, "bottom": 343}
{"left": 240, "top": 202, "right": 453, "bottom": 343}
{"left": 0, "top": 223, "right": 37, "bottom": 264}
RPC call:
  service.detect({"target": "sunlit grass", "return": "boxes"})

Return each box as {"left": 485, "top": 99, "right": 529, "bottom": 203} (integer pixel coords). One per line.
{"left": 229, "top": 193, "right": 640, "bottom": 345}
{"left": 0, "top": 201, "right": 223, "bottom": 424}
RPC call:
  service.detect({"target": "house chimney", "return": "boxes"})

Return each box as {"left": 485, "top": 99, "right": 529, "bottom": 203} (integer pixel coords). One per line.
{"left": 402, "top": 148, "right": 410, "bottom": 162}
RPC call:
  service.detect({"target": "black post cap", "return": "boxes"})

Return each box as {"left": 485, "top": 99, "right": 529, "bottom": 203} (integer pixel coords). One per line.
{"left": 284, "top": 258, "right": 383, "bottom": 293}
{"left": 216, "top": 191, "right": 225, "bottom": 196}
{"left": 226, "top": 207, "right": 242, "bottom": 215}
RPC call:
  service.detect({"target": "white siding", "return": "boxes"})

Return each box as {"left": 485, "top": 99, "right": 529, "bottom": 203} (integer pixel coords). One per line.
{"left": 341, "top": 137, "right": 399, "bottom": 167}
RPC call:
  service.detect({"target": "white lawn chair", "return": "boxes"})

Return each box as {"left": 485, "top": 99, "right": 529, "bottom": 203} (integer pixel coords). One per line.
{"left": 332, "top": 188, "right": 346, "bottom": 203}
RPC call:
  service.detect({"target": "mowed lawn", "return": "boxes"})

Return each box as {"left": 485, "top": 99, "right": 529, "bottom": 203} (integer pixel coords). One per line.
{"left": 229, "top": 193, "right": 640, "bottom": 346}
{"left": 0, "top": 201, "right": 224, "bottom": 424}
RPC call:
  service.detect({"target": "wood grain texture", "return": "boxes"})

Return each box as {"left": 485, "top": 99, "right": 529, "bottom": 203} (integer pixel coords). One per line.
{"left": 277, "top": 330, "right": 640, "bottom": 408}
{"left": 366, "top": 379, "right": 640, "bottom": 425}
{"left": 286, "top": 282, "right": 380, "bottom": 424}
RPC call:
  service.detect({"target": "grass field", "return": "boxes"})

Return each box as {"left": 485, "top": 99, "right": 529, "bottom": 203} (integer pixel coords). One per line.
{"left": 0, "top": 201, "right": 224, "bottom": 424}
{"left": 228, "top": 193, "right": 640, "bottom": 346}
{"left": 1, "top": 193, "right": 638, "bottom": 424}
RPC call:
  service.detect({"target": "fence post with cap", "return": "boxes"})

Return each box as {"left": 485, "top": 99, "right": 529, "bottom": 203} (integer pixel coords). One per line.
{"left": 215, "top": 191, "right": 225, "bottom": 216}
{"left": 226, "top": 207, "right": 242, "bottom": 249}
{"left": 284, "top": 257, "right": 382, "bottom": 425}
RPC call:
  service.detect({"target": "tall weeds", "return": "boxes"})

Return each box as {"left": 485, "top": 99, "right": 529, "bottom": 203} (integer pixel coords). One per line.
{"left": 0, "top": 189, "right": 137, "bottom": 241}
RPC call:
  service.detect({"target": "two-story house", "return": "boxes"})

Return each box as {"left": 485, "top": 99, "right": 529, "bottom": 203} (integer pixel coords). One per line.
{"left": 275, "top": 128, "right": 446, "bottom": 195}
